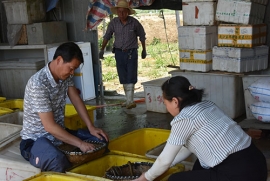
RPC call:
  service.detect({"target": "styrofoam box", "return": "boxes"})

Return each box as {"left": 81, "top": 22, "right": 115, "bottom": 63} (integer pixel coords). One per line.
{"left": 178, "top": 26, "right": 217, "bottom": 50}
{"left": 179, "top": 49, "right": 212, "bottom": 72}
{"left": 0, "top": 138, "right": 41, "bottom": 180}
{"left": 218, "top": 24, "right": 267, "bottom": 48}
{"left": 27, "top": 21, "right": 68, "bottom": 45}
{"left": 242, "top": 75, "right": 270, "bottom": 119}
{"left": 216, "top": 0, "right": 266, "bottom": 24}
{"left": 0, "top": 58, "right": 45, "bottom": 99}
{"left": 2, "top": 0, "right": 46, "bottom": 24}
{"left": 183, "top": 2, "right": 217, "bottom": 25}
{"left": 0, "top": 111, "right": 23, "bottom": 125}
{"left": 212, "top": 46, "right": 269, "bottom": 73}
{"left": 169, "top": 70, "right": 245, "bottom": 119}
{"left": 0, "top": 122, "right": 22, "bottom": 149}
{"left": 141, "top": 77, "right": 169, "bottom": 113}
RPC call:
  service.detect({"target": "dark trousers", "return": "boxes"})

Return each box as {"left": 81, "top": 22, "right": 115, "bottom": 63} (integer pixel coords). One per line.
{"left": 20, "top": 129, "right": 107, "bottom": 172}
{"left": 115, "top": 48, "right": 138, "bottom": 84}
{"left": 169, "top": 143, "right": 267, "bottom": 181}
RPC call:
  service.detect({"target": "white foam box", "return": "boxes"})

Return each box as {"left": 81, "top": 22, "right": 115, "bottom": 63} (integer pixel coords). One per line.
{"left": 169, "top": 70, "right": 245, "bottom": 119}
{"left": 242, "top": 75, "right": 270, "bottom": 119}
{"left": 141, "top": 77, "right": 170, "bottom": 113}
{"left": 216, "top": 0, "right": 266, "bottom": 24}
{"left": 0, "top": 138, "right": 41, "bottom": 180}
{"left": 0, "top": 58, "right": 45, "bottom": 99}
{"left": 0, "top": 111, "right": 23, "bottom": 125}
{"left": 178, "top": 26, "right": 217, "bottom": 50}
{"left": 26, "top": 21, "right": 68, "bottom": 45}
{"left": 2, "top": 0, "right": 46, "bottom": 25}
{"left": 179, "top": 49, "right": 212, "bottom": 72}
{"left": 182, "top": 2, "right": 217, "bottom": 25}
{"left": 212, "top": 46, "right": 269, "bottom": 73}
{"left": 0, "top": 122, "right": 22, "bottom": 149}
{"left": 218, "top": 24, "right": 267, "bottom": 48}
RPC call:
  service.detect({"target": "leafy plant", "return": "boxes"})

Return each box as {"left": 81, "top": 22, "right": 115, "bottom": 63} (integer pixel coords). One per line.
{"left": 150, "top": 37, "right": 161, "bottom": 45}
{"left": 103, "top": 56, "right": 116, "bottom": 67}
{"left": 102, "top": 71, "right": 118, "bottom": 82}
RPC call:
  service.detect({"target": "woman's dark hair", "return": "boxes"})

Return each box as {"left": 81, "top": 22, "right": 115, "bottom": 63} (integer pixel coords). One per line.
{"left": 161, "top": 76, "right": 204, "bottom": 110}
{"left": 53, "top": 42, "right": 84, "bottom": 64}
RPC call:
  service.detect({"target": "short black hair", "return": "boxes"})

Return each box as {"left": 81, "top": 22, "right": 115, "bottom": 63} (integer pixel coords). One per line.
{"left": 161, "top": 76, "right": 204, "bottom": 110}
{"left": 53, "top": 42, "right": 84, "bottom": 64}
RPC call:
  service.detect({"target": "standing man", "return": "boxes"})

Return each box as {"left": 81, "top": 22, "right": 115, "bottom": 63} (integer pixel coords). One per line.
{"left": 20, "top": 42, "right": 108, "bottom": 172}
{"left": 99, "top": 0, "right": 147, "bottom": 109}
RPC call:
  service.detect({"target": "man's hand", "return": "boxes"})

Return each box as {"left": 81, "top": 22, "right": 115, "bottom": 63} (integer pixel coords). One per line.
{"left": 89, "top": 126, "right": 109, "bottom": 142}
{"left": 99, "top": 50, "right": 104, "bottom": 59}
{"left": 141, "top": 49, "right": 147, "bottom": 59}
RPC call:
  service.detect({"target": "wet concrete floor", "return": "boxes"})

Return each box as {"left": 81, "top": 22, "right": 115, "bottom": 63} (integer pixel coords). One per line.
{"left": 85, "top": 93, "right": 173, "bottom": 140}
{"left": 85, "top": 92, "right": 270, "bottom": 179}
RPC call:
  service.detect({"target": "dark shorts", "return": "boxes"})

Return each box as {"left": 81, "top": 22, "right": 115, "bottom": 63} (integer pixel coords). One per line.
{"left": 115, "top": 48, "right": 138, "bottom": 84}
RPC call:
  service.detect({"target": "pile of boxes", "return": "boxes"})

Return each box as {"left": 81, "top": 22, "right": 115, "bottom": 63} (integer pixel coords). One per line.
{"left": 178, "top": 0, "right": 269, "bottom": 73}
{"left": 2, "top": 0, "right": 68, "bottom": 45}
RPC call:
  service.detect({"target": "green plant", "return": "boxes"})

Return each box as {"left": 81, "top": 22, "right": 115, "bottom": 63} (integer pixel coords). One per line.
{"left": 150, "top": 37, "right": 161, "bottom": 45}
{"left": 103, "top": 56, "right": 116, "bottom": 67}
{"left": 102, "top": 71, "right": 118, "bottom": 82}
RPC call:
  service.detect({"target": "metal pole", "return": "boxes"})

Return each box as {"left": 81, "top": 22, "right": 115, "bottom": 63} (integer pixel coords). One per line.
{"left": 99, "top": 60, "right": 104, "bottom": 97}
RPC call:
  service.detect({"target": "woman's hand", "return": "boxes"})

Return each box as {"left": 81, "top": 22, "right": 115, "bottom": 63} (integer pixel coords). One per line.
{"left": 132, "top": 173, "right": 148, "bottom": 181}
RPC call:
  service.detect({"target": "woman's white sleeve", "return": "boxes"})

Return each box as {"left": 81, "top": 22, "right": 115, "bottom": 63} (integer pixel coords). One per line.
{"left": 145, "top": 143, "right": 183, "bottom": 181}
{"left": 171, "top": 146, "right": 192, "bottom": 166}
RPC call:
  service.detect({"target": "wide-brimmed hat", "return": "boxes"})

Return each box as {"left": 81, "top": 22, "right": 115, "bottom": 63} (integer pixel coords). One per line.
{"left": 110, "top": 0, "right": 135, "bottom": 15}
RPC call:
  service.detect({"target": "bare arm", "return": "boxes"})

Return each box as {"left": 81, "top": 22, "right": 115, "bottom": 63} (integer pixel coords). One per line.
{"left": 39, "top": 111, "right": 95, "bottom": 152}
{"left": 68, "top": 86, "right": 109, "bottom": 142}
{"left": 100, "top": 39, "right": 109, "bottom": 51}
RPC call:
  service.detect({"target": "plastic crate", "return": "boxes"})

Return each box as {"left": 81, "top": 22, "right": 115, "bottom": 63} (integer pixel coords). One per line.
{"left": 0, "top": 99, "right": 24, "bottom": 111}
{"left": 64, "top": 104, "right": 96, "bottom": 130}
{"left": 0, "top": 111, "right": 23, "bottom": 125}
{"left": 0, "top": 97, "right": 6, "bottom": 102}
{"left": 0, "top": 107, "right": 13, "bottom": 116}
{"left": 24, "top": 172, "right": 107, "bottom": 181}
{"left": 0, "top": 100, "right": 95, "bottom": 130}
{"left": 0, "top": 123, "right": 22, "bottom": 149}
{"left": 108, "top": 128, "right": 170, "bottom": 159}
{"left": 67, "top": 154, "right": 185, "bottom": 181}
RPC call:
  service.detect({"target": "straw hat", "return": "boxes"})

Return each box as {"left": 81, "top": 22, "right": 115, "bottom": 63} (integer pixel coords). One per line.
{"left": 110, "top": 0, "right": 135, "bottom": 15}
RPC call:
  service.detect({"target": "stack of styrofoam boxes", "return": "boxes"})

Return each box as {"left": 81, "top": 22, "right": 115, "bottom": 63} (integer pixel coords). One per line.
{"left": 178, "top": 0, "right": 218, "bottom": 72}
{"left": 212, "top": 0, "right": 269, "bottom": 73}
{"left": 2, "top": 0, "right": 68, "bottom": 45}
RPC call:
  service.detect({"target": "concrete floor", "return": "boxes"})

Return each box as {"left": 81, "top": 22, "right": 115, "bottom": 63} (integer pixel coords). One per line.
{"left": 85, "top": 91, "right": 270, "bottom": 180}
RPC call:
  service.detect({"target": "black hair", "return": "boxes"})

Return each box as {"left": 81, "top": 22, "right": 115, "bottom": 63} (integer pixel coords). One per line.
{"left": 53, "top": 42, "right": 84, "bottom": 64}
{"left": 161, "top": 76, "right": 204, "bottom": 110}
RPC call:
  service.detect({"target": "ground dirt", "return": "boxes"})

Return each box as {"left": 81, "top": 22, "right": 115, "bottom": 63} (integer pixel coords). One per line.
{"left": 99, "top": 14, "right": 180, "bottom": 95}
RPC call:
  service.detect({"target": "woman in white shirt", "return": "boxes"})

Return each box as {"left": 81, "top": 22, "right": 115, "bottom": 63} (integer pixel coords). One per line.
{"left": 133, "top": 76, "right": 267, "bottom": 181}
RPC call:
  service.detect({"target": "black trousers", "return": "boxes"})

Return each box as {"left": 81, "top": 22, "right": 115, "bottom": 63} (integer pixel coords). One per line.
{"left": 169, "top": 142, "right": 267, "bottom": 181}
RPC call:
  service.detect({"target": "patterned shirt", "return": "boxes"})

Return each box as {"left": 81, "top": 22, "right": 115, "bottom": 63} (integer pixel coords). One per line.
{"left": 20, "top": 63, "right": 74, "bottom": 145}
{"left": 167, "top": 100, "right": 251, "bottom": 169}
{"left": 103, "top": 16, "right": 146, "bottom": 50}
